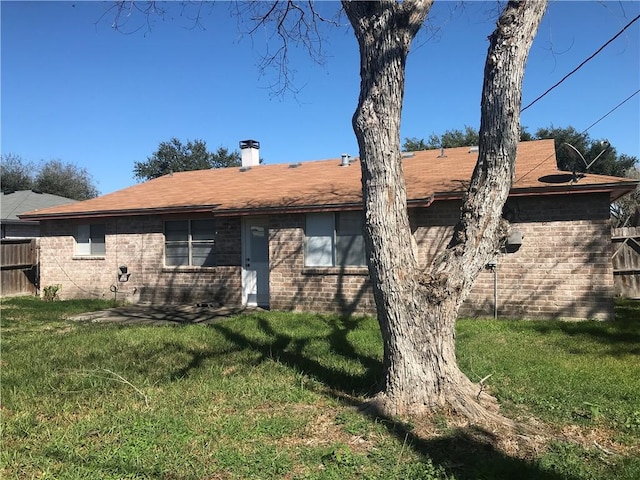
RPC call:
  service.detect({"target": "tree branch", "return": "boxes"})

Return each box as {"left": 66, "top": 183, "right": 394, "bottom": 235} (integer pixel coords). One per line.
{"left": 233, "top": 1, "right": 344, "bottom": 97}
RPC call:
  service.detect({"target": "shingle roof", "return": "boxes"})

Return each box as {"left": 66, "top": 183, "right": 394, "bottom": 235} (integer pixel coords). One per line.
{"left": 1, "top": 190, "right": 77, "bottom": 222}
{"left": 18, "top": 140, "right": 638, "bottom": 220}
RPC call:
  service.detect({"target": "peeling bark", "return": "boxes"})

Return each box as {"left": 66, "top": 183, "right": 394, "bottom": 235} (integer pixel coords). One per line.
{"left": 343, "top": 0, "right": 547, "bottom": 421}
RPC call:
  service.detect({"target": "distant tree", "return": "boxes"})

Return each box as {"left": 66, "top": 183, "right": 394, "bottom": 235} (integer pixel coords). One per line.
{"left": 404, "top": 125, "right": 532, "bottom": 151}
{"left": 611, "top": 166, "right": 640, "bottom": 228}
{"left": 405, "top": 125, "right": 637, "bottom": 177}
{"left": 1, "top": 154, "right": 34, "bottom": 192}
{"left": 33, "top": 159, "right": 99, "bottom": 200}
{"left": 402, "top": 137, "right": 429, "bottom": 152}
{"left": 403, "top": 126, "right": 479, "bottom": 151}
{"left": 519, "top": 127, "right": 534, "bottom": 141}
{"left": 435, "top": 125, "right": 479, "bottom": 149}
{"left": 534, "top": 125, "right": 637, "bottom": 177}
{"left": 134, "top": 138, "right": 241, "bottom": 182}
{"left": 1, "top": 154, "right": 98, "bottom": 200}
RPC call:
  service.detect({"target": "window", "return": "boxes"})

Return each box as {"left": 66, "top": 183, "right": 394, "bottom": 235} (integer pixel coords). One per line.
{"left": 305, "top": 211, "right": 366, "bottom": 267}
{"left": 75, "top": 224, "right": 105, "bottom": 256}
{"left": 165, "top": 219, "right": 216, "bottom": 266}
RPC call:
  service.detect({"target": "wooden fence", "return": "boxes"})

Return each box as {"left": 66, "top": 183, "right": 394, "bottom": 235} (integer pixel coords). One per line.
{"left": 612, "top": 227, "right": 640, "bottom": 299}
{"left": 0, "top": 238, "right": 38, "bottom": 297}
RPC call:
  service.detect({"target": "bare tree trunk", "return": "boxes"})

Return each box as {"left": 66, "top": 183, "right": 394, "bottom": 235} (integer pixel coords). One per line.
{"left": 343, "top": 0, "right": 547, "bottom": 419}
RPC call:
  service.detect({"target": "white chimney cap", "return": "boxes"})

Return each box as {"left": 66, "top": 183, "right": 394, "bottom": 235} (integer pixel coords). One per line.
{"left": 240, "top": 139, "right": 260, "bottom": 150}
{"left": 240, "top": 139, "right": 260, "bottom": 167}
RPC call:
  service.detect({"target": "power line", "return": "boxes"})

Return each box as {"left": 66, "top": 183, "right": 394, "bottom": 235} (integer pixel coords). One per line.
{"left": 521, "top": 13, "right": 640, "bottom": 112}
{"left": 580, "top": 89, "right": 640, "bottom": 135}
{"left": 516, "top": 88, "right": 640, "bottom": 183}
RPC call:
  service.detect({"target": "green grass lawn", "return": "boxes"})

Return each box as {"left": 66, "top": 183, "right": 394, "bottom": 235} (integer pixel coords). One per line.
{"left": 1, "top": 296, "right": 638, "bottom": 479}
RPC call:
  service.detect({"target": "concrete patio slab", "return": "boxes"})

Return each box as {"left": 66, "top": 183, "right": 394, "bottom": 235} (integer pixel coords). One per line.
{"left": 68, "top": 304, "right": 255, "bottom": 326}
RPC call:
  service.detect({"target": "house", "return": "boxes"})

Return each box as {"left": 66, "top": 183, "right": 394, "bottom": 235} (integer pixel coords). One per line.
{"left": 19, "top": 139, "right": 638, "bottom": 320}
{"left": 1, "top": 190, "right": 77, "bottom": 238}
{"left": 1, "top": 190, "right": 77, "bottom": 297}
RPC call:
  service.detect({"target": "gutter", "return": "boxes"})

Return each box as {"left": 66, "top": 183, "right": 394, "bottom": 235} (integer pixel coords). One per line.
{"left": 18, "top": 204, "right": 223, "bottom": 221}
{"left": 430, "top": 180, "right": 638, "bottom": 203}
{"left": 17, "top": 181, "right": 637, "bottom": 221}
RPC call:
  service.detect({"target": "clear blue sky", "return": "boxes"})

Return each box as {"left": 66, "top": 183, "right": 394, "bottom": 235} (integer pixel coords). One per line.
{"left": 2, "top": 1, "right": 639, "bottom": 195}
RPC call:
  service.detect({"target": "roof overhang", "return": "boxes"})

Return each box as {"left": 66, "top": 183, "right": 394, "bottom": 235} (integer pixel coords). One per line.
{"left": 18, "top": 204, "right": 222, "bottom": 221}
{"left": 18, "top": 181, "right": 638, "bottom": 221}
{"left": 0, "top": 219, "right": 40, "bottom": 225}
{"left": 430, "top": 181, "right": 638, "bottom": 203}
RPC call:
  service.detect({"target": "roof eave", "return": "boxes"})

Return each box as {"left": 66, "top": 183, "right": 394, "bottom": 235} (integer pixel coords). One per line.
{"left": 0, "top": 219, "right": 40, "bottom": 225}
{"left": 430, "top": 181, "right": 639, "bottom": 202}
{"left": 18, "top": 204, "right": 222, "bottom": 221}
{"left": 19, "top": 181, "right": 637, "bottom": 221}
{"left": 509, "top": 181, "right": 639, "bottom": 201}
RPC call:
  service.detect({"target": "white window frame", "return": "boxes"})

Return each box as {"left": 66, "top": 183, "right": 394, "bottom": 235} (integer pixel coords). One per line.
{"left": 164, "top": 219, "right": 216, "bottom": 267}
{"left": 305, "top": 211, "right": 366, "bottom": 267}
{"left": 75, "top": 224, "right": 106, "bottom": 257}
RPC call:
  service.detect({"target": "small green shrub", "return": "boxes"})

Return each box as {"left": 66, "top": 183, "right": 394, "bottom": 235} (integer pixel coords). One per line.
{"left": 322, "top": 444, "right": 356, "bottom": 467}
{"left": 42, "top": 284, "right": 61, "bottom": 302}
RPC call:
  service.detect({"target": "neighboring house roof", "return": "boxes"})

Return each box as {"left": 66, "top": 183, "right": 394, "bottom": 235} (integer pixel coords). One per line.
{"left": 18, "top": 140, "right": 639, "bottom": 221}
{"left": 2, "top": 190, "right": 77, "bottom": 224}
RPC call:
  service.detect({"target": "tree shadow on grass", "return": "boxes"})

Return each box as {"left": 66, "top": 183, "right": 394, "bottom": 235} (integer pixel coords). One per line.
{"left": 383, "top": 422, "right": 574, "bottom": 480}
{"left": 211, "top": 313, "right": 382, "bottom": 396}
{"left": 523, "top": 300, "right": 640, "bottom": 357}
{"left": 210, "top": 313, "right": 580, "bottom": 480}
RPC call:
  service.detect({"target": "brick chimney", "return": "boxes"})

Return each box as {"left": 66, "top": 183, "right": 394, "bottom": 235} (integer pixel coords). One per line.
{"left": 240, "top": 140, "right": 260, "bottom": 167}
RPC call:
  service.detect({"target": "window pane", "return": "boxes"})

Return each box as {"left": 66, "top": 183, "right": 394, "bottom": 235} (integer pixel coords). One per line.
{"left": 192, "top": 219, "right": 215, "bottom": 241}
{"left": 305, "top": 213, "right": 334, "bottom": 266}
{"left": 249, "top": 225, "right": 268, "bottom": 263}
{"left": 165, "top": 221, "right": 189, "bottom": 241}
{"left": 90, "top": 224, "right": 105, "bottom": 255}
{"left": 306, "top": 236, "right": 334, "bottom": 266}
{"left": 336, "top": 235, "right": 366, "bottom": 266}
{"left": 75, "top": 224, "right": 91, "bottom": 256}
{"left": 166, "top": 244, "right": 189, "bottom": 266}
{"left": 165, "top": 220, "right": 217, "bottom": 266}
{"left": 192, "top": 242, "right": 216, "bottom": 266}
{"left": 306, "top": 212, "right": 333, "bottom": 236}
{"left": 336, "top": 212, "right": 365, "bottom": 266}
{"left": 336, "top": 211, "right": 363, "bottom": 236}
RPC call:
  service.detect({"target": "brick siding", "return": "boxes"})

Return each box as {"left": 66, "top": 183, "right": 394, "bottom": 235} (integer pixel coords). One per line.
{"left": 39, "top": 192, "right": 613, "bottom": 320}
{"left": 462, "top": 194, "right": 613, "bottom": 319}
{"left": 269, "top": 193, "right": 613, "bottom": 320}
{"left": 39, "top": 215, "right": 242, "bottom": 305}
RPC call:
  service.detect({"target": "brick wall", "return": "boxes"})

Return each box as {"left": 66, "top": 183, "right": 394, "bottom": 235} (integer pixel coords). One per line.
{"left": 38, "top": 192, "right": 614, "bottom": 320}
{"left": 465, "top": 193, "right": 614, "bottom": 320}
{"left": 268, "top": 214, "right": 376, "bottom": 315}
{"left": 268, "top": 193, "right": 613, "bottom": 320}
{"left": 39, "top": 215, "right": 242, "bottom": 305}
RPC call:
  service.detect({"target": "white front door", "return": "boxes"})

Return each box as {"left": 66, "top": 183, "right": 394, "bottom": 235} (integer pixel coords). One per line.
{"left": 242, "top": 219, "right": 270, "bottom": 307}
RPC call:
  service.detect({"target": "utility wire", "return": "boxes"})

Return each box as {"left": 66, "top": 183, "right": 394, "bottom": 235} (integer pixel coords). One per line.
{"left": 580, "top": 89, "right": 640, "bottom": 135}
{"left": 521, "top": 13, "right": 640, "bottom": 112}
{"left": 516, "top": 88, "right": 640, "bottom": 183}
